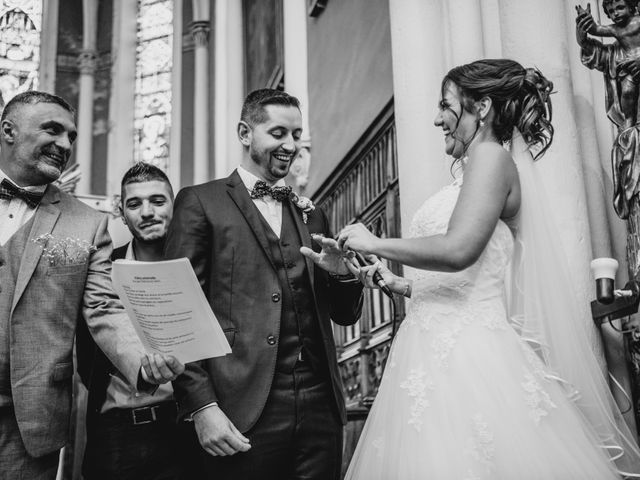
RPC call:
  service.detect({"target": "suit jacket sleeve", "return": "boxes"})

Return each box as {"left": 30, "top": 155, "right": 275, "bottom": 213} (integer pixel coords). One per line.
{"left": 327, "top": 276, "right": 364, "bottom": 326}
{"left": 317, "top": 208, "right": 364, "bottom": 326}
{"left": 82, "top": 215, "right": 145, "bottom": 389}
{"left": 164, "top": 187, "right": 219, "bottom": 413}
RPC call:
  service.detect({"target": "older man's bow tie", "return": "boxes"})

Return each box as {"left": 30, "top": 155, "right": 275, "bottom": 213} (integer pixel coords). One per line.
{"left": 250, "top": 180, "right": 292, "bottom": 202}
{"left": 0, "top": 178, "right": 45, "bottom": 208}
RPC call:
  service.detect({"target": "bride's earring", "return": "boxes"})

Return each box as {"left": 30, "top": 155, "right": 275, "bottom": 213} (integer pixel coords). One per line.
{"left": 479, "top": 118, "right": 485, "bottom": 128}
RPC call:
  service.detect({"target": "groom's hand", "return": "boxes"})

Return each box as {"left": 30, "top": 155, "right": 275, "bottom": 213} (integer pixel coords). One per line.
{"left": 193, "top": 405, "right": 251, "bottom": 456}
{"left": 300, "top": 234, "right": 351, "bottom": 275}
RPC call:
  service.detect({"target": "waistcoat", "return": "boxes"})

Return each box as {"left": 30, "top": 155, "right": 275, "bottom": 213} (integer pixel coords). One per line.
{"left": 262, "top": 202, "right": 326, "bottom": 375}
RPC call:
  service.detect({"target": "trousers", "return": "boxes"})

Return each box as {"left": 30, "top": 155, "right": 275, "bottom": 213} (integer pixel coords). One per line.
{"left": 201, "top": 361, "right": 343, "bottom": 480}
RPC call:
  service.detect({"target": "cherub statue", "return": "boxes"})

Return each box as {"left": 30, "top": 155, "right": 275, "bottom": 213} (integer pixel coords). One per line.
{"left": 577, "top": 1, "right": 640, "bottom": 128}
{"left": 576, "top": 0, "right": 640, "bottom": 218}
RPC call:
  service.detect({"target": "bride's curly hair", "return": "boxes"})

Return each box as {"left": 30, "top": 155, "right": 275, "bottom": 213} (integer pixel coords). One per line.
{"left": 442, "top": 59, "right": 554, "bottom": 159}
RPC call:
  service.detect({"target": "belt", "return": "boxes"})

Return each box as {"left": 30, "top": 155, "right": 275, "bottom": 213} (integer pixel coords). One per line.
{"left": 102, "top": 401, "right": 177, "bottom": 426}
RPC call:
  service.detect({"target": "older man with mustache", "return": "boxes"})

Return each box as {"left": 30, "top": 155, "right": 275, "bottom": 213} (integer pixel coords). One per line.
{"left": 0, "top": 91, "right": 183, "bottom": 480}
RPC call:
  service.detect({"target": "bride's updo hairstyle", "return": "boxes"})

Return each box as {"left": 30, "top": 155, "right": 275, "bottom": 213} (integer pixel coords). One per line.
{"left": 443, "top": 58, "right": 554, "bottom": 159}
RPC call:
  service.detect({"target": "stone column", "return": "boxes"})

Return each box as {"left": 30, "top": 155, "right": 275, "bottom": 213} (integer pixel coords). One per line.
{"left": 283, "top": 0, "right": 311, "bottom": 190}
{"left": 75, "top": 0, "right": 99, "bottom": 195}
{"left": 214, "top": 0, "right": 244, "bottom": 179}
{"left": 39, "top": 0, "right": 59, "bottom": 93}
{"left": 190, "top": 0, "right": 210, "bottom": 185}
{"left": 479, "top": 0, "right": 502, "bottom": 57}
{"left": 388, "top": 0, "right": 451, "bottom": 238}
{"left": 106, "top": 0, "right": 138, "bottom": 196}
{"left": 168, "top": 0, "right": 183, "bottom": 189}
{"left": 498, "top": 0, "right": 596, "bottom": 328}
{"left": 445, "top": 0, "right": 484, "bottom": 65}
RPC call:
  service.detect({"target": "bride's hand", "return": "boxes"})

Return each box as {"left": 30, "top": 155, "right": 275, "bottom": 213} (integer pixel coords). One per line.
{"left": 344, "top": 253, "right": 413, "bottom": 297}
{"left": 343, "top": 253, "right": 384, "bottom": 289}
{"left": 337, "top": 223, "right": 380, "bottom": 254}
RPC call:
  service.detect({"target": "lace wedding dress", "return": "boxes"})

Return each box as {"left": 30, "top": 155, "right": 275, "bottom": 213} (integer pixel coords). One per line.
{"left": 344, "top": 177, "right": 624, "bottom": 480}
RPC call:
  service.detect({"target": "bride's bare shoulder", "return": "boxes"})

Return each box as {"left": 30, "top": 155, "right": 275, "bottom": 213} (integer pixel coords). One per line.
{"left": 465, "top": 142, "right": 516, "bottom": 182}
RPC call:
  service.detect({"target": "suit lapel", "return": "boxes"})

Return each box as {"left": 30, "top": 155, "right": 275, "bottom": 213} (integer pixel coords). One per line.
{"left": 13, "top": 187, "right": 61, "bottom": 310}
{"left": 287, "top": 200, "right": 316, "bottom": 291}
{"left": 226, "top": 171, "right": 277, "bottom": 271}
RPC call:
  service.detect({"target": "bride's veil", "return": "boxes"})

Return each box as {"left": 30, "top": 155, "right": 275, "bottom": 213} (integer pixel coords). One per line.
{"left": 507, "top": 129, "right": 640, "bottom": 476}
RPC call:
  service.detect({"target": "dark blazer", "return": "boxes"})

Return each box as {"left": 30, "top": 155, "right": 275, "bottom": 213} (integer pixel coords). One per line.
{"left": 164, "top": 170, "right": 363, "bottom": 432}
{"left": 6, "top": 187, "right": 144, "bottom": 457}
{"left": 76, "top": 243, "right": 130, "bottom": 421}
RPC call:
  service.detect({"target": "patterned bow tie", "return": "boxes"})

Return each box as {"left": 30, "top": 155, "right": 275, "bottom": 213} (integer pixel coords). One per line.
{"left": 250, "top": 180, "right": 292, "bottom": 202}
{"left": 0, "top": 178, "right": 45, "bottom": 209}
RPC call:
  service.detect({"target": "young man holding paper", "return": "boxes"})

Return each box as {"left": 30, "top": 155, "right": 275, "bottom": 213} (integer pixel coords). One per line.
{"left": 77, "top": 163, "right": 200, "bottom": 480}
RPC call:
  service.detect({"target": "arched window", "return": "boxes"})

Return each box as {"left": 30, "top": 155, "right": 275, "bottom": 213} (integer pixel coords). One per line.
{"left": 134, "top": 0, "right": 173, "bottom": 171}
{"left": 0, "top": 0, "right": 41, "bottom": 106}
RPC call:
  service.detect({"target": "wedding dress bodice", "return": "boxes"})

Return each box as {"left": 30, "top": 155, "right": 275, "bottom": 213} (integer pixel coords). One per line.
{"left": 404, "top": 178, "right": 514, "bottom": 330}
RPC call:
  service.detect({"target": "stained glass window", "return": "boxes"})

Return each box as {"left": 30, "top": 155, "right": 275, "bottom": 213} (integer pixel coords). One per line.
{"left": 0, "top": 0, "right": 41, "bottom": 107}
{"left": 134, "top": 0, "right": 173, "bottom": 170}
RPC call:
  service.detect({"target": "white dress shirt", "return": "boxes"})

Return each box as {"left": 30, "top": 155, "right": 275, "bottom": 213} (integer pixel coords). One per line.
{"left": 0, "top": 168, "right": 47, "bottom": 246}
{"left": 237, "top": 165, "right": 286, "bottom": 239}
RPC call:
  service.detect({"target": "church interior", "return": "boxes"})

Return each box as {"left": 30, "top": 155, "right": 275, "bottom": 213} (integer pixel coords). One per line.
{"left": 4, "top": 0, "right": 640, "bottom": 477}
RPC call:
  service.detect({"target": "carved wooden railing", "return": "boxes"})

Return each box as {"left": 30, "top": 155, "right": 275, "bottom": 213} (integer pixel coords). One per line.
{"left": 314, "top": 101, "right": 403, "bottom": 410}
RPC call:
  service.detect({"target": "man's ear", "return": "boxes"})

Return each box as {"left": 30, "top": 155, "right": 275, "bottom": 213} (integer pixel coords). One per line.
{"left": 1, "top": 119, "right": 15, "bottom": 144}
{"left": 118, "top": 205, "right": 126, "bottom": 225}
{"left": 477, "top": 97, "right": 493, "bottom": 122}
{"left": 237, "top": 121, "right": 252, "bottom": 147}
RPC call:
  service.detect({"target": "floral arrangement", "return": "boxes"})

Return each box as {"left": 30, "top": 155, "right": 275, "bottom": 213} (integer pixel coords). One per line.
{"left": 289, "top": 192, "right": 315, "bottom": 224}
{"left": 33, "top": 233, "right": 97, "bottom": 267}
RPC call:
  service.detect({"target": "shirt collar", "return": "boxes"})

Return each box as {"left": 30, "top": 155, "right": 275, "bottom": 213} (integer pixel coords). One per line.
{"left": 237, "top": 166, "right": 286, "bottom": 192}
{"left": 0, "top": 167, "right": 48, "bottom": 193}
{"left": 125, "top": 242, "right": 136, "bottom": 260}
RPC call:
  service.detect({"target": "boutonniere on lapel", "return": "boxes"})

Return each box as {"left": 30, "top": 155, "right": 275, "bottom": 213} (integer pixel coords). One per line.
{"left": 289, "top": 192, "right": 315, "bottom": 224}
{"left": 33, "top": 233, "right": 97, "bottom": 266}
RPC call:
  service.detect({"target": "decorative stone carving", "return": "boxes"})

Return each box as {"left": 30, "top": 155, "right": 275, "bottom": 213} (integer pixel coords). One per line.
{"left": 189, "top": 20, "right": 210, "bottom": 47}
{"left": 340, "top": 356, "right": 362, "bottom": 403}
{"left": 366, "top": 340, "right": 391, "bottom": 396}
{"left": 78, "top": 49, "right": 97, "bottom": 75}
{"left": 576, "top": 3, "right": 640, "bottom": 220}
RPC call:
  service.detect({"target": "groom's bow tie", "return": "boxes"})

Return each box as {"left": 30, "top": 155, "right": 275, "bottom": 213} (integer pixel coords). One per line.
{"left": 250, "top": 180, "right": 292, "bottom": 202}
{"left": 0, "top": 178, "right": 45, "bottom": 208}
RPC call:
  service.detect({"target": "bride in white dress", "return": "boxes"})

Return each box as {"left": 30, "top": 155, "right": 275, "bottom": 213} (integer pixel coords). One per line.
{"left": 338, "top": 59, "right": 640, "bottom": 479}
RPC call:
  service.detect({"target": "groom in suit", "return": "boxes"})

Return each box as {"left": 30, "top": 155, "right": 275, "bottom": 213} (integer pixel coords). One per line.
{"left": 164, "top": 88, "right": 363, "bottom": 480}
{"left": 0, "top": 91, "right": 182, "bottom": 479}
